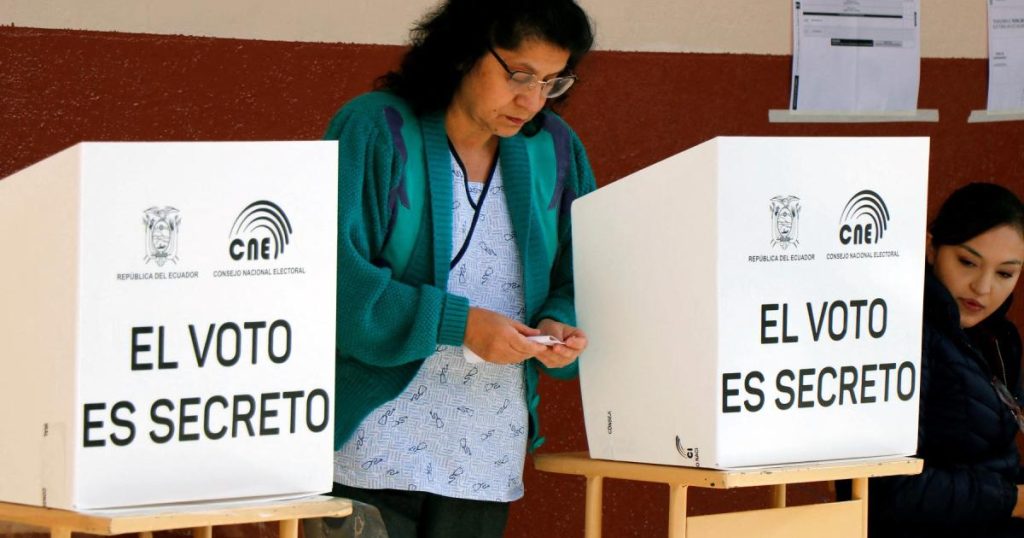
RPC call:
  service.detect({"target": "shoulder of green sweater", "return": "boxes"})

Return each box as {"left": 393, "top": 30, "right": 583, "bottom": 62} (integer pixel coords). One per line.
{"left": 537, "top": 108, "right": 568, "bottom": 129}
{"left": 536, "top": 109, "right": 587, "bottom": 144}
{"left": 534, "top": 110, "right": 596, "bottom": 193}
{"left": 346, "top": 91, "right": 416, "bottom": 115}
{"left": 325, "top": 91, "right": 420, "bottom": 136}
{"left": 536, "top": 110, "right": 591, "bottom": 153}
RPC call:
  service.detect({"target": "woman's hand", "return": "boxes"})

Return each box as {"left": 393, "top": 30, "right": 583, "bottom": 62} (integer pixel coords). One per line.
{"left": 1014, "top": 485, "right": 1024, "bottom": 518}
{"left": 533, "top": 318, "right": 588, "bottom": 369}
{"left": 464, "top": 307, "right": 546, "bottom": 364}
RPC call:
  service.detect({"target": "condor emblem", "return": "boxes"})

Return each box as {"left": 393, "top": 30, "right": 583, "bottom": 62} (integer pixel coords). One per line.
{"left": 770, "top": 195, "right": 801, "bottom": 250}
{"left": 143, "top": 206, "right": 180, "bottom": 266}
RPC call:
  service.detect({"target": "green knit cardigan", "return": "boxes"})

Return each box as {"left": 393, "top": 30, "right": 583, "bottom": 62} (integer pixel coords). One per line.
{"left": 326, "top": 91, "right": 596, "bottom": 452}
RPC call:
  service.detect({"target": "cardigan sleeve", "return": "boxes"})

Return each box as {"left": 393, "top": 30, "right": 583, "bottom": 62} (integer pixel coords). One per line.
{"left": 532, "top": 126, "right": 597, "bottom": 381}
{"left": 870, "top": 327, "right": 1018, "bottom": 528}
{"left": 325, "top": 98, "right": 469, "bottom": 369}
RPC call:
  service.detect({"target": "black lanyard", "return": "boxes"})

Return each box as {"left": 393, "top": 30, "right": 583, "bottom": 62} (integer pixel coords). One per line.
{"left": 449, "top": 142, "right": 499, "bottom": 269}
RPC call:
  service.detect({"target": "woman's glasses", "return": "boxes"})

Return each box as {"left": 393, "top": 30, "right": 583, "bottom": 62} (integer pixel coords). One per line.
{"left": 488, "top": 47, "right": 576, "bottom": 99}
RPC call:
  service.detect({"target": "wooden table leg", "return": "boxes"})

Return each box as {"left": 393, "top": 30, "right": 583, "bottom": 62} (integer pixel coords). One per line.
{"left": 585, "top": 475, "right": 604, "bottom": 538}
{"left": 192, "top": 526, "right": 213, "bottom": 538}
{"left": 139, "top": 532, "right": 154, "bottom": 538}
{"left": 771, "top": 484, "right": 786, "bottom": 508}
{"left": 279, "top": 518, "right": 299, "bottom": 538}
{"left": 667, "top": 483, "right": 688, "bottom": 538}
{"left": 851, "top": 477, "right": 868, "bottom": 538}
{"left": 50, "top": 529, "right": 71, "bottom": 538}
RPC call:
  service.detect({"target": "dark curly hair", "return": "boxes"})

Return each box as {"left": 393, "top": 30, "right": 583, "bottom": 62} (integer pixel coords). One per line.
{"left": 930, "top": 182, "right": 1024, "bottom": 248}
{"left": 376, "top": 0, "right": 594, "bottom": 118}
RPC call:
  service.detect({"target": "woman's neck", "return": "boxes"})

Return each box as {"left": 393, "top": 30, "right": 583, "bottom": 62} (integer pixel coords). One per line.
{"left": 445, "top": 108, "right": 499, "bottom": 181}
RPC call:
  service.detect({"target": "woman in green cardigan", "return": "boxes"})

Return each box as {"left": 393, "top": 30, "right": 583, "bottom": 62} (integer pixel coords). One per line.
{"left": 323, "top": 0, "right": 597, "bottom": 536}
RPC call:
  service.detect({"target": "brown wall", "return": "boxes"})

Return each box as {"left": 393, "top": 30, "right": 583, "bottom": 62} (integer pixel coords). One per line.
{"left": 2, "top": 26, "right": 1024, "bottom": 537}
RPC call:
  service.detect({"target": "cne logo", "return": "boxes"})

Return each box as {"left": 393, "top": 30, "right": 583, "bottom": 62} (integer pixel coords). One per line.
{"left": 143, "top": 206, "right": 180, "bottom": 266}
{"left": 839, "top": 190, "right": 890, "bottom": 245}
{"left": 675, "top": 435, "right": 696, "bottom": 460}
{"left": 228, "top": 200, "right": 293, "bottom": 261}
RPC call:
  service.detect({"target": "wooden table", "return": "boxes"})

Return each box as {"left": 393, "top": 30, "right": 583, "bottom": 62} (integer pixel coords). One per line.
{"left": 0, "top": 495, "right": 352, "bottom": 538}
{"left": 534, "top": 452, "right": 922, "bottom": 538}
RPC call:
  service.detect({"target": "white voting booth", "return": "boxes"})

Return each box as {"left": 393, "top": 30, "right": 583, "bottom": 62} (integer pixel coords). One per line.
{"left": 0, "top": 142, "right": 338, "bottom": 510}
{"left": 575, "top": 137, "right": 929, "bottom": 469}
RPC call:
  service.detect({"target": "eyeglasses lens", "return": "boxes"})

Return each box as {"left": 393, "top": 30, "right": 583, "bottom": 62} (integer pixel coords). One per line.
{"left": 547, "top": 77, "right": 574, "bottom": 98}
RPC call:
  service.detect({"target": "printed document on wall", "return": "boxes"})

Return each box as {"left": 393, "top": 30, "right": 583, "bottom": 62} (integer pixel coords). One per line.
{"left": 790, "top": 0, "right": 921, "bottom": 111}
{"left": 988, "top": 0, "right": 1024, "bottom": 111}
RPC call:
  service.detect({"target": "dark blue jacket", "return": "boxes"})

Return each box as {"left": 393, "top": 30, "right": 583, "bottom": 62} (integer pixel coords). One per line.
{"left": 869, "top": 270, "right": 1024, "bottom": 538}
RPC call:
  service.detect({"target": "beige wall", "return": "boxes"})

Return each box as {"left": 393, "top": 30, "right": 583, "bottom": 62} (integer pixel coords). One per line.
{"left": 0, "top": 0, "right": 988, "bottom": 58}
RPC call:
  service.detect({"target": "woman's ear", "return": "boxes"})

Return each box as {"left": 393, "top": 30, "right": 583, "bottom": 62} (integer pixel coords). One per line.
{"left": 925, "top": 232, "right": 935, "bottom": 264}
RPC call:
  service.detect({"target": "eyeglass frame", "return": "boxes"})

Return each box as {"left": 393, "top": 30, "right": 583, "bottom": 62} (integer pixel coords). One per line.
{"left": 992, "top": 376, "right": 1024, "bottom": 434}
{"left": 487, "top": 46, "right": 577, "bottom": 99}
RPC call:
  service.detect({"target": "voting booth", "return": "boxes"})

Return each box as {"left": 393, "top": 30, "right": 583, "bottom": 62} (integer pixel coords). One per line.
{"left": 0, "top": 142, "right": 338, "bottom": 510}
{"left": 575, "top": 137, "right": 929, "bottom": 469}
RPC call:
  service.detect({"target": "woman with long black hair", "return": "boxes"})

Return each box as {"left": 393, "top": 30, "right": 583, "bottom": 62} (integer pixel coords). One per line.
{"left": 871, "top": 182, "right": 1024, "bottom": 538}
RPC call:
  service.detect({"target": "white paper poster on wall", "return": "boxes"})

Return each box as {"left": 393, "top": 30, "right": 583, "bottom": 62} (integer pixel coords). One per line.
{"left": 574, "top": 137, "right": 929, "bottom": 469}
{"left": 790, "top": 0, "right": 921, "bottom": 111}
{"left": 987, "top": 0, "right": 1024, "bottom": 111}
{"left": 0, "top": 141, "right": 339, "bottom": 510}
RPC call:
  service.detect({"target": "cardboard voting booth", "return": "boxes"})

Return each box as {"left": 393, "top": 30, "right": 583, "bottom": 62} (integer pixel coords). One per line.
{"left": 574, "top": 137, "right": 929, "bottom": 469}
{"left": 0, "top": 142, "right": 338, "bottom": 510}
